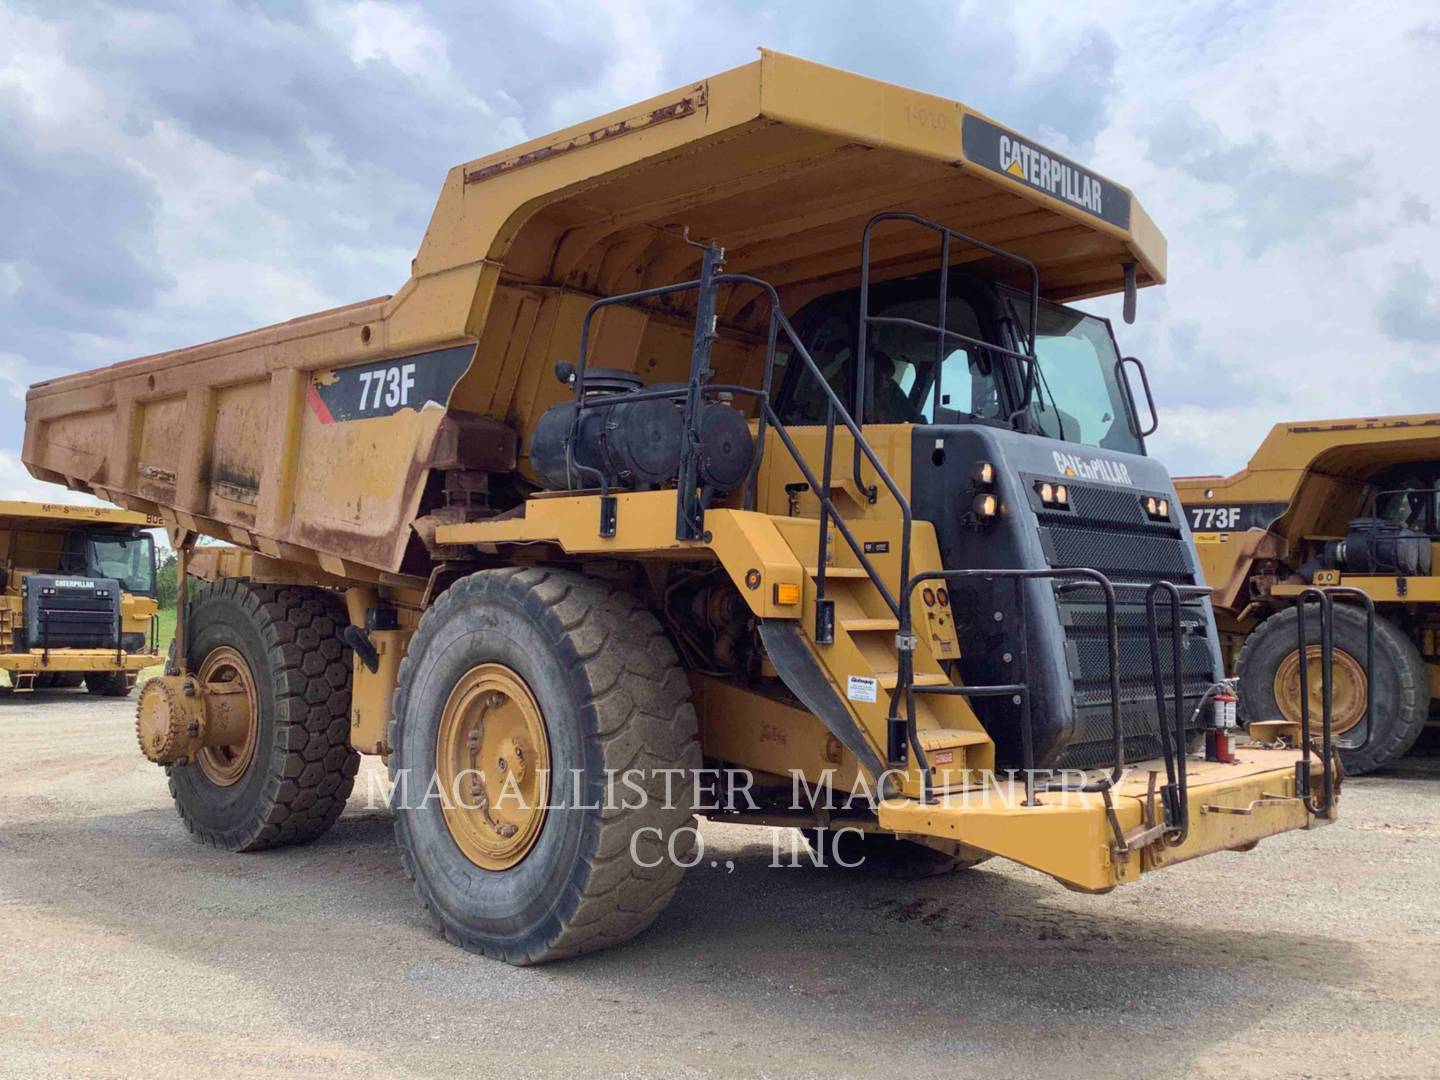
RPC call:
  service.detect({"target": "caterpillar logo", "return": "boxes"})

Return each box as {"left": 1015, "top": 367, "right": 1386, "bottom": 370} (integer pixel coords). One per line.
{"left": 962, "top": 114, "right": 1130, "bottom": 229}
{"left": 999, "top": 136, "right": 1104, "bottom": 216}
{"left": 1052, "top": 450, "right": 1133, "bottom": 486}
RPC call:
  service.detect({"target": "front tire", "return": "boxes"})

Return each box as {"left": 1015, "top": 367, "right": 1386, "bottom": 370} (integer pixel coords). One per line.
{"left": 166, "top": 580, "right": 358, "bottom": 850}
{"left": 85, "top": 670, "right": 132, "bottom": 697}
{"left": 390, "top": 568, "right": 701, "bottom": 964}
{"left": 1238, "top": 604, "right": 1427, "bottom": 774}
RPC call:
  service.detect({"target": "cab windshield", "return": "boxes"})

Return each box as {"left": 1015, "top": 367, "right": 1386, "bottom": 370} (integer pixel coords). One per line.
{"left": 1005, "top": 291, "right": 1141, "bottom": 455}
{"left": 776, "top": 271, "right": 1145, "bottom": 456}
{"left": 85, "top": 534, "right": 157, "bottom": 596}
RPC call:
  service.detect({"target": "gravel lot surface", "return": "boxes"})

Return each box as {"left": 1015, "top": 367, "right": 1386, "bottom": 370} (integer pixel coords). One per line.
{"left": 2, "top": 689, "right": 1437, "bottom": 1079}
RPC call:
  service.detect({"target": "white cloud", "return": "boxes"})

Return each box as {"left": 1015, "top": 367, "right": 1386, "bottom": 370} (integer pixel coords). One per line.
{"left": 333, "top": 1, "right": 451, "bottom": 76}
{"left": 0, "top": 353, "right": 28, "bottom": 401}
{"left": 0, "top": 449, "right": 104, "bottom": 506}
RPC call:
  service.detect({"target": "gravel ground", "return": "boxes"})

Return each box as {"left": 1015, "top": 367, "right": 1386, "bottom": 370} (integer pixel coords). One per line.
{"left": 2, "top": 690, "right": 1438, "bottom": 1079}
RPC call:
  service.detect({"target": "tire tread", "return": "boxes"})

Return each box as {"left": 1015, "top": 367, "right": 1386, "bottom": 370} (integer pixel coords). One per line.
{"left": 169, "top": 580, "right": 358, "bottom": 851}
{"left": 389, "top": 567, "right": 701, "bottom": 964}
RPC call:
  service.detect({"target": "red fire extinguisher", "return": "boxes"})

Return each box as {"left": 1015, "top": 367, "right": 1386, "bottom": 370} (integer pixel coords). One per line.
{"left": 1206, "top": 686, "right": 1239, "bottom": 763}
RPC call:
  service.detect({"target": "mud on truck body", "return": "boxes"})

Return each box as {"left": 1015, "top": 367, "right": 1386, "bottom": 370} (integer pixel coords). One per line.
{"left": 0, "top": 501, "right": 161, "bottom": 695}
{"left": 23, "top": 52, "right": 1354, "bottom": 963}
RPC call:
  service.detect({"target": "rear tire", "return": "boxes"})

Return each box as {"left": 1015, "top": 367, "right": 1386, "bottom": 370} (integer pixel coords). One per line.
{"left": 806, "top": 829, "right": 991, "bottom": 878}
{"left": 1238, "top": 605, "right": 1427, "bottom": 774}
{"left": 85, "top": 671, "right": 132, "bottom": 697}
{"left": 167, "top": 580, "right": 358, "bottom": 850}
{"left": 390, "top": 568, "right": 701, "bottom": 964}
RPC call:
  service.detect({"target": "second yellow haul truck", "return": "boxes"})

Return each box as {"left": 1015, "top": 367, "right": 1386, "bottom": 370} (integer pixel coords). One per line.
{"left": 0, "top": 501, "right": 161, "bottom": 695}
{"left": 24, "top": 53, "right": 1349, "bottom": 964}
{"left": 1178, "top": 414, "right": 1440, "bottom": 773}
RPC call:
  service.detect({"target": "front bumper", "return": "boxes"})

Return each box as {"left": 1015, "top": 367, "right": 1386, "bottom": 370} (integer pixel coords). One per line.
{"left": 878, "top": 748, "right": 1330, "bottom": 892}
{"left": 0, "top": 649, "right": 158, "bottom": 674}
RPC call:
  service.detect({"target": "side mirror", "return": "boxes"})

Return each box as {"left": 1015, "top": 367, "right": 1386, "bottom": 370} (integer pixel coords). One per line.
{"left": 1115, "top": 355, "right": 1158, "bottom": 438}
{"left": 1122, "top": 262, "right": 1137, "bottom": 325}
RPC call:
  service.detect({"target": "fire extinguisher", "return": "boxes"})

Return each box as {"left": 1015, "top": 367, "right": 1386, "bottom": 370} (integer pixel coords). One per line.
{"left": 1206, "top": 685, "right": 1239, "bottom": 763}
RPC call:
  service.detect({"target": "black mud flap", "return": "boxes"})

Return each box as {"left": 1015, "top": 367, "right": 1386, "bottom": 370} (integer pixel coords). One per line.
{"left": 757, "top": 619, "right": 888, "bottom": 791}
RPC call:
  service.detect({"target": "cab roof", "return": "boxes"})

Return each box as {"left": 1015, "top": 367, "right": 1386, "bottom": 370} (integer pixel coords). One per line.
{"left": 414, "top": 50, "right": 1166, "bottom": 307}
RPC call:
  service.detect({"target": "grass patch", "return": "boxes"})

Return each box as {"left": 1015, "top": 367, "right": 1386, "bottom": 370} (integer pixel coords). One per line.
{"left": 140, "top": 605, "right": 177, "bottom": 680}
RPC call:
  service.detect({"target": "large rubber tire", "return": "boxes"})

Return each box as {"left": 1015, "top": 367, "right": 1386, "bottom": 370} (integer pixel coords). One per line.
{"left": 167, "top": 580, "right": 358, "bottom": 850}
{"left": 390, "top": 568, "right": 701, "bottom": 965}
{"left": 805, "top": 829, "right": 991, "bottom": 878}
{"left": 84, "top": 670, "right": 132, "bottom": 697}
{"left": 1238, "top": 605, "right": 1428, "bottom": 775}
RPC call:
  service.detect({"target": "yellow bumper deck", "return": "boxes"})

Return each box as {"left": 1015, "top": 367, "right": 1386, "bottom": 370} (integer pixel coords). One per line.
{"left": 0, "top": 649, "right": 157, "bottom": 674}
{"left": 879, "top": 749, "right": 1326, "bottom": 892}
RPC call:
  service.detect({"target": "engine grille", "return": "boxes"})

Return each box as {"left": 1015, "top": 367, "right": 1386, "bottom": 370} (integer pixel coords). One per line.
{"left": 1035, "top": 484, "right": 1217, "bottom": 770}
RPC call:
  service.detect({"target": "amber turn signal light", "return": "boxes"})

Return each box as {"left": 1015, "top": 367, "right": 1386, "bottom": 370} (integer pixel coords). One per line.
{"left": 773, "top": 582, "right": 801, "bottom": 606}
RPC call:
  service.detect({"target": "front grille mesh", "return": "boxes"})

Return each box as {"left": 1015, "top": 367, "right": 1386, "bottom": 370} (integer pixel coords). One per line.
{"left": 1036, "top": 494, "right": 1217, "bottom": 770}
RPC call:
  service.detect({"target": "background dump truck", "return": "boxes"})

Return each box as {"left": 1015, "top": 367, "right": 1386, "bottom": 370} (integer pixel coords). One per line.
{"left": 1178, "top": 414, "right": 1440, "bottom": 774}
{"left": 24, "top": 53, "right": 1348, "bottom": 964}
{"left": 0, "top": 501, "right": 161, "bottom": 696}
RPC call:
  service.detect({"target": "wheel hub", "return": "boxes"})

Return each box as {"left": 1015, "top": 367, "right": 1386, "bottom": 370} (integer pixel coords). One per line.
{"left": 135, "top": 646, "right": 259, "bottom": 780}
{"left": 436, "top": 663, "right": 550, "bottom": 871}
{"left": 194, "top": 647, "right": 260, "bottom": 787}
{"left": 1273, "top": 645, "right": 1369, "bottom": 742}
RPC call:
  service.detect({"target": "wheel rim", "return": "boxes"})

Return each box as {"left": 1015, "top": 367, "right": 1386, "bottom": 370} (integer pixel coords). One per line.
{"left": 195, "top": 646, "right": 259, "bottom": 787}
{"left": 1273, "top": 645, "right": 1369, "bottom": 742}
{"left": 435, "top": 663, "right": 550, "bottom": 871}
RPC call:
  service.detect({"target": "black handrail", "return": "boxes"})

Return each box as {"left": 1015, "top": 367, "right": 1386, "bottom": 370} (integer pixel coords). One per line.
{"left": 1143, "top": 581, "right": 1213, "bottom": 843}
{"left": 563, "top": 259, "right": 915, "bottom": 620}
{"left": 854, "top": 212, "right": 1043, "bottom": 498}
{"left": 904, "top": 567, "right": 1124, "bottom": 805}
{"left": 1294, "top": 586, "right": 1375, "bottom": 815}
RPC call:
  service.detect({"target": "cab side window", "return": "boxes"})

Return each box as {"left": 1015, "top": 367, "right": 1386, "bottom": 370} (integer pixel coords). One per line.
{"left": 779, "top": 313, "right": 854, "bottom": 424}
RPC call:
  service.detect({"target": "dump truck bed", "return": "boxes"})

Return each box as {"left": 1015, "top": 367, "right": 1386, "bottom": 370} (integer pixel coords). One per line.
{"left": 24, "top": 51, "right": 1164, "bottom": 577}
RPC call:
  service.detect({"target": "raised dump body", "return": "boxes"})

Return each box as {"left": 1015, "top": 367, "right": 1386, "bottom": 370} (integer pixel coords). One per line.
{"left": 25, "top": 52, "right": 1344, "bottom": 965}
{"left": 1177, "top": 413, "right": 1440, "bottom": 773}
{"left": 0, "top": 501, "right": 161, "bottom": 694}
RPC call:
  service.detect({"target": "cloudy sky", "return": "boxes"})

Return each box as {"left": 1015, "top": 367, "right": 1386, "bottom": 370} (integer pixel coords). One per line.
{"left": 2, "top": 0, "right": 1438, "bottom": 506}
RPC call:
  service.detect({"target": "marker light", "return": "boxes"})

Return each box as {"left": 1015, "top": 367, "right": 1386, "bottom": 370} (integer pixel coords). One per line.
{"left": 936, "top": 588, "right": 949, "bottom": 606}
{"left": 973, "top": 461, "right": 995, "bottom": 486}
{"left": 973, "top": 493, "right": 998, "bottom": 517}
{"left": 923, "top": 588, "right": 937, "bottom": 607}
{"left": 1035, "top": 480, "right": 1070, "bottom": 510}
{"left": 1143, "top": 495, "right": 1172, "bottom": 521}
{"left": 773, "top": 582, "right": 801, "bottom": 606}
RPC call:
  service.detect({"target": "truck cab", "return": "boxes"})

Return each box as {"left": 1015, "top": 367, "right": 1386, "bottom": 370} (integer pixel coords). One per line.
{"left": 772, "top": 267, "right": 1219, "bottom": 773}
{"left": 0, "top": 502, "right": 160, "bottom": 695}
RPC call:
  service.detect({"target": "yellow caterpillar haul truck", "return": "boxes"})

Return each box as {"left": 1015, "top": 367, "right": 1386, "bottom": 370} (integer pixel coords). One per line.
{"left": 1177, "top": 414, "right": 1440, "bottom": 773}
{"left": 0, "top": 501, "right": 161, "bottom": 695}
{"left": 24, "top": 53, "right": 1345, "bottom": 964}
